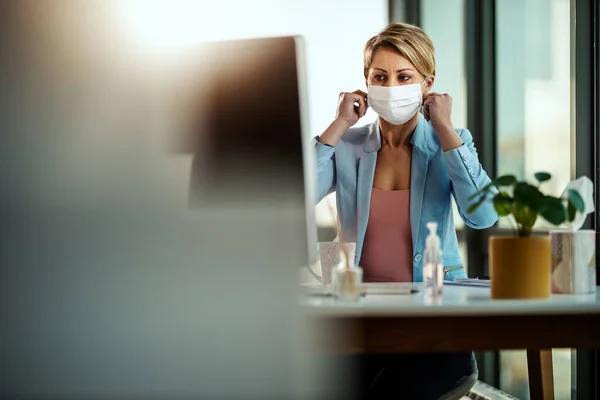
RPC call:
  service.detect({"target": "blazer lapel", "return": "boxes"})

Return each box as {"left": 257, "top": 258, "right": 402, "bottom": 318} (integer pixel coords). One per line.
{"left": 354, "top": 121, "right": 380, "bottom": 264}
{"left": 355, "top": 151, "right": 377, "bottom": 264}
{"left": 410, "top": 147, "right": 429, "bottom": 250}
{"left": 410, "top": 115, "right": 430, "bottom": 251}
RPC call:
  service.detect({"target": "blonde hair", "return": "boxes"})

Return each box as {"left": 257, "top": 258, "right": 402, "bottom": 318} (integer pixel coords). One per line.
{"left": 363, "top": 23, "right": 436, "bottom": 79}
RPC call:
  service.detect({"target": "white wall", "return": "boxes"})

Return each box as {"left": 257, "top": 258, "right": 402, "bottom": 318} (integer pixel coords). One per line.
{"left": 118, "top": 0, "right": 388, "bottom": 227}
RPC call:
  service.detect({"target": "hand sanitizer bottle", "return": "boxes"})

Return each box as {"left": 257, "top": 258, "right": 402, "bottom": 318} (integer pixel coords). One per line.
{"left": 423, "top": 222, "right": 443, "bottom": 303}
{"left": 331, "top": 249, "right": 363, "bottom": 301}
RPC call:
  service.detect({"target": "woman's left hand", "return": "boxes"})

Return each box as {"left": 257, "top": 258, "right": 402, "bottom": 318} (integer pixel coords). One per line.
{"left": 423, "top": 92, "right": 463, "bottom": 151}
{"left": 423, "top": 92, "right": 454, "bottom": 133}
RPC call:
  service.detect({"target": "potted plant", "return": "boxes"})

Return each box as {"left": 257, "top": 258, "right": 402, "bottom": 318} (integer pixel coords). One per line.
{"left": 468, "top": 172, "right": 585, "bottom": 299}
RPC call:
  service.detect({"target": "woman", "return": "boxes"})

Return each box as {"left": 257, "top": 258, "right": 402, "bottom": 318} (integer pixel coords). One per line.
{"left": 314, "top": 23, "right": 498, "bottom": 399}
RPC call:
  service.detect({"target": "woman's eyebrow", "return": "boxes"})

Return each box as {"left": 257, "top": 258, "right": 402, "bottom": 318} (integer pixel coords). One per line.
{"left": 372, "top": 67, "right": 414, "bottom": 73}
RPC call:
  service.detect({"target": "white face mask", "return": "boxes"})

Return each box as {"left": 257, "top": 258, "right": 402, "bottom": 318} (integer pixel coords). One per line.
{"left": 367, "top": 80, "right": 426, "bottom": 125}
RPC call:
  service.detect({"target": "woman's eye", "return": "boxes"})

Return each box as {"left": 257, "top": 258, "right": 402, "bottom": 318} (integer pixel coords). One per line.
{"left": 399, "top": 75, "right": 411, "bottom": 82}
{"left": 374, "top": 75, "right": 386, "bottom": 81}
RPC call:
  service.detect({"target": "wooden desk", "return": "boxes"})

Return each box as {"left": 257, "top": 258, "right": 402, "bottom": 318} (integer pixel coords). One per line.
{"left": 303, "top": 285, "right": 600, "bottom": 400}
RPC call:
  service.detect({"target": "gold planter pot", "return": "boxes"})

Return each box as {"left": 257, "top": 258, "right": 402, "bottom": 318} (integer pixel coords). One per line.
{"left": 489, "top": 236, "right": 552, "bottom": 299}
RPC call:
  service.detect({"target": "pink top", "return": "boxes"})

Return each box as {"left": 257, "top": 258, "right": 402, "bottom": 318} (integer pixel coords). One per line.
{"left": 360, "top": 188, "right": 413, "bottom": 282}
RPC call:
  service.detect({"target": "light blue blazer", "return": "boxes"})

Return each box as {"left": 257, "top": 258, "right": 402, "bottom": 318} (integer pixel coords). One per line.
{"left": 314, "top": 114, "right": 498, "bottom": 281}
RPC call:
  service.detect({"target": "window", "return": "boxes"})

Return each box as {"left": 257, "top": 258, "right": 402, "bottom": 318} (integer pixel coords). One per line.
{"left": 496, "top": 0, "right": 571, "bottom": 230}
{"left": 496, "top": 0, "right": 572, "bottom": 398}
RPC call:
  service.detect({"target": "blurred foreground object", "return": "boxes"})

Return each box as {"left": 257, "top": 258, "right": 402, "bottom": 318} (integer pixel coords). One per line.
{"left": 0, "top": 2, "right": 336, "bottom": 399}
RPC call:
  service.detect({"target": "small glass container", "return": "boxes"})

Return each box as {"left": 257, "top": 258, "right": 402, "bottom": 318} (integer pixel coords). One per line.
{"left": 330, "top": 250, "right": 363, "bottom": 301}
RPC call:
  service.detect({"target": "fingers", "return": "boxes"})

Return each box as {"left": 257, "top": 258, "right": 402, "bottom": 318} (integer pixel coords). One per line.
{"left": 336, "top": 90, "right": 369, "bottom": 123}
{"left": 354, "top": 96, "right": 368, "bottom": 118}
{"left": 422, "top": 93, "right": 433, "bottom": 119}
{"left": 353, "top": 89, "right": 368, "bottom": 98}
{"left": 336, "top": 91, "right": 366, "bottom": 125}
{"left": 423, "top": 92, "right": 455, "bottom": 128}
{"left": 422, "top": 93, "right": 434, "bottom": 121}
{"left": 350, "top": 91, "right": 368, "bottom": 117}
{"left": 423, "top": 92, "right": 452, "bottom": 106}
{"left": 347, "top": 91, "right": 368, "bottom": 118}
{"left": 422, "top": 92, "right": 435, "bottom": 106}
{"left": 422, "top": 93, "right": 452, "bottom": 121}
{"left": 354, "top": 90, "right": 369, "bottom": 118}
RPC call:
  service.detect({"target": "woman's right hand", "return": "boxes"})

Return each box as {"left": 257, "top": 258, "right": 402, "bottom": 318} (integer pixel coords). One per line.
{"left": 335, "top": 90, "right": 369, "bottom": 128}
{"left": 318, "top": 90, "right": 369, "bottom": 147}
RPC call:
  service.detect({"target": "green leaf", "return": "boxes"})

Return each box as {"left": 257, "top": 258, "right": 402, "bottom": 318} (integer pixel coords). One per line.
{"left": 482, "top": 182, "right": 494, "bottom": 191}
{"left": 513, "top": 203, "right": 538, "bottom": 230}
{"left": 513, "top": 182, "right": 544, "bottom": 210}
{"left": 539, "top": 196, "right": 566, "bottom": 225}
{"left": 494, "top": 175, "right": 517, "bottom": 186}
{"left": 493, "top": 193, "right": 513, "bottom": 216}
{"left": 567, "top": 201, "right": 577, "bottom": 222}
{"left": 468, "top": 183, "right": 494, "bottom": 201}
{"left": 568, "top": 189, "right": 585, "bottom": 212}
{"left": 534, "top": 172, "right": 552, "bottom": 183}
{"left": 467, "top": 194, "right": 487, "bottom": 214}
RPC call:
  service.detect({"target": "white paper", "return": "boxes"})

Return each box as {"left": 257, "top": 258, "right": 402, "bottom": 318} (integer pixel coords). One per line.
{"left": 446, "top": 279, "right": 490, "bottom": 288}
{"left": 561, "top": 176, "right": 594, "bottom": 232}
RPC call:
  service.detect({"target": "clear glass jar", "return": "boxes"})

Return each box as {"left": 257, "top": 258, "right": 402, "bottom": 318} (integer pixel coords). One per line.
{"left": 331, "top": 253, "right": 363, "bottom": 302}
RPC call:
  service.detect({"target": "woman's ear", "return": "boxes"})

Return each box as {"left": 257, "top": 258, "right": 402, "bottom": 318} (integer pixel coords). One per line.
{"left": 423, "top": 76, "right": 435, "bottom": 94}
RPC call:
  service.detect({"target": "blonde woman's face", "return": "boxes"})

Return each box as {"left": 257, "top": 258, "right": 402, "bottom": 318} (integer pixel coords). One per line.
{"left": 367, "top": 47, "right": 430, "bottom": 88}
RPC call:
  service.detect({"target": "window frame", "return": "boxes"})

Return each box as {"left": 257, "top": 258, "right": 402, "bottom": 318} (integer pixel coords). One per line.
{"left": 390, "top": 0, "right": 600, "bottom": 395}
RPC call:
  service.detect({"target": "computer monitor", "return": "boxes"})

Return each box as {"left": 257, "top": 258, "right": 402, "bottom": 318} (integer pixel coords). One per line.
{"left": 177, "top": 36, "right": 317, "bottom": 266}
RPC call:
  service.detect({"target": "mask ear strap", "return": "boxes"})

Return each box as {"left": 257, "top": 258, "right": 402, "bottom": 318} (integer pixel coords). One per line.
{"left": 420, "top": 77, "right": 429, "bottom": 106}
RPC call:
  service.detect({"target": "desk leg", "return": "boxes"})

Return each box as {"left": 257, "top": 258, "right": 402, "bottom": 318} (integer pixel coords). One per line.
{"left": 527, "top": 349, "right": 554, "bottom": 400}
